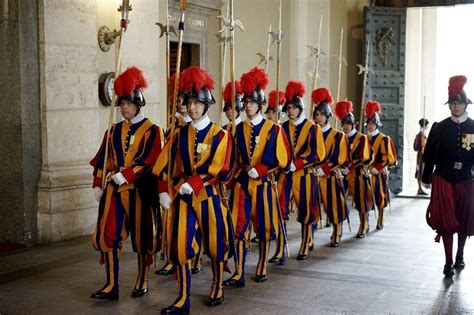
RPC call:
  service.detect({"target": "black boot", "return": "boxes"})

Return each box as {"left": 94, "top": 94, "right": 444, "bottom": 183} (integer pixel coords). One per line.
{"left": 454, "top": 256, "right": 465, "bottom": 269}
{"left": 443, "top": 264, "right": 454, "bottom": 277}
{"left": 161, "top": 306, "right": 190, "bottom": 314}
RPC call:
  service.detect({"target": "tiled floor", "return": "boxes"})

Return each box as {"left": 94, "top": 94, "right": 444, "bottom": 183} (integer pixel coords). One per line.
{"left": 1, "top": 197, "right": 473, "bottom": 314}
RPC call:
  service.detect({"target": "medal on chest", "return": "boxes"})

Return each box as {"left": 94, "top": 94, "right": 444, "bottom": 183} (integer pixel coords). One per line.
{"left": 461, "top": 133, "right": 474, "bottom": 151}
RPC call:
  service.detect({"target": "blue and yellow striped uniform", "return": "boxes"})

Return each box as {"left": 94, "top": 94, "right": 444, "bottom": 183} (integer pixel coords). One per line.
{"left": 90, "top": 117, "right": 164, "bottom": 295}
{"left": 368, "top": 131, "right": 398, "bottom": 228}
{"left": 227, "top": 116, "right": 290, "bottom": 282}
{"left": 152, "top": 119, "right": 232, "bottom": 308}
{"left": 277, "top": 119, "right": 325, "bottom": 257}
{"left": 319, "top": 127, "right": 351, "bottom": 246}
{"left": 344, "top": 130, "right": 373, "bottom": 236}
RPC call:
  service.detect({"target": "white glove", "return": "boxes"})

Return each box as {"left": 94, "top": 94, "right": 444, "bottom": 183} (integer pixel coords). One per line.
{"left": 94, "top": 187, "right": 103, "bottom": 202}
{"left": 340, "top": 168, "right": 349, "bottom": 175}
{"left": 247, "top": 168, "right": 259, "bottom": 179}
{"left": 111, "top": 172, "right": 127, "bottom": 185}
{"left": 289, "top": 162, "right": 296, "bottom": 172}
{"left": 370, "top": 168, "right": 379, "bottom": 175}
{"left": 421, "top": 182, "right": 431, "bottom": 190}
{"left": 178, "top": 182, "right": 194, "bottom": 195}
{"left": 159, "top": 192, "right": 171, "bottom": 210}
{"left": 317, "top": 168, "right": 326, "bottom": 177}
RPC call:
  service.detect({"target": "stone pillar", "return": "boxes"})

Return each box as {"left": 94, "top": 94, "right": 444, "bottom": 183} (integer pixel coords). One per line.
{"left": 37, "top": 0, "right": 99, "bottom": 243}
{"left": 0, "top": 0, "right": 41, "bottom": 245}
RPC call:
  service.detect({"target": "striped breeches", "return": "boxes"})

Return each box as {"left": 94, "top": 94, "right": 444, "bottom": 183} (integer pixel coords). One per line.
{"left": 319, "top": 175, "right": 350, "bottom": 225}
{"left": 230, "top": 180, "right": 278, "bottom": 242}
{"left": 93, "top": 183, "right": 160, "bottom": 256}
{"left": 168, "top": 186, "right": 229, "bottom": 266}
{"left": 278, "top": 170, "right": 321, "bottom": 224}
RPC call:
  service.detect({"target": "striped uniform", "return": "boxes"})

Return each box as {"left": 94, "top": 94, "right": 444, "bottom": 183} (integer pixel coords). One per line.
{"left": 413, "top": 132, "right": 427, "bottom": 180}
{"left": 319, "top": 127, "right": 351, "bottom": 246}
{"left": 153, "top": 118, "right": 233, "bottom": 309}
{"left": 90, "top": 116, "right": 164, "bottom": 295}
{"left": 227, "top": 116, "right": 290, "bottom": 283}
{"left": 158, "top": 114, "right": 192, "bottom": 276}
{"left": 344, "top": 130, "right": 373, "bottom": 236}
{"left": 275, "top": 118, "right": 325, "bottom": 258}
{"left": 368, "top": 131, "right": 398, "bottom": 228}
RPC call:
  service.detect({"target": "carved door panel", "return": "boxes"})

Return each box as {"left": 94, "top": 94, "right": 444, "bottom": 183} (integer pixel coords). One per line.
{"left": 364, "top": 6, "right": 406, "bottom": 194}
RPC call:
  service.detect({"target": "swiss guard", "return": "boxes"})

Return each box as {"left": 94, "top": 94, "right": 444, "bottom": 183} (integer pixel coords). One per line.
{"left": 265, "top": 89, "right": 284, "bottom": 122}
{"left": 364, "top": 101, "right": 398, "bottom": 230}
{"left": 414, "top": 118, "right": 429, "bottom": 195}
{"left": 312, "top": 87, "right": 351, "bottom": 247}
{"left": 224, "top": 67, "right": 291, "bottom": 287}
{"left": 275, "top": 81, "right": 325, "bottom": 261}
{"left": 336, "top": 100, "right": 373, "bottom": 238}
{"left": 422, "top": 75, "right": 474, "bottom": 277}
{"left": 153, "top": 66, "right": 233, "bottom": 313}
{"left": 222, "top": 80, "right": 244, "bottom": 131}
{"left": 89, "top": 66, "right": 164, "bottom": 300}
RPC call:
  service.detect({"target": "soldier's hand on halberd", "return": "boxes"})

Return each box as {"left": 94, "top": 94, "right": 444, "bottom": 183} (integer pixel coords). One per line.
{"left": 93, "top": 187, "right": 103, "bottom": 202}
{"left": 289, "top": 162, "right": 296, "bottom": 172}
{"left": 317, "top": 168, "right": 326, "bottom": 177}
{"left": 340, "top": 168, "right": 349, "bottom": 175}
{"left": 178, "top": 182, "right": 193, "bottom": 195}
{"left": 247, "top": 168, "right": 259, "bottom": 179}
{"left": 159, "top": 192, "right": 171, "bottom": 209}
{"left": 370, "top": 168, "right": 379, "bottom": 175}
{"left": 421, "top": 182, "right": 431, "bottom": 190}
{"left": 111, "top": 172, "right": 127, "bottom": 185}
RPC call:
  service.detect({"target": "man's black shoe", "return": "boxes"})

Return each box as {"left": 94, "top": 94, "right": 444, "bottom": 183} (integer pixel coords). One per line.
{"left": 191, "top": 266, "right": 201, "bottom": 274}
{"left": 160, "top": 305, "right": 190, "bottom": 314}
{"left": 454, "top": 258, "right": 465, "bottom": 269}
{"left": 90, "top": 290, "right": 119, "bottom": 301}
{"left": 443, "top": 264, "right": 454, "bottom": 277}
{"left": 206, "top": 295, "right": 224, "bottom": 307}
{"left": 296, "top": 254, "right": 309, "bottom": 261}
{"left": 223, "top": 278, "right": 245, "bottom": 288}
{"left": 131, "top": 287, "right": 148, "bottom": 298}
{"left": 254, "top": 274, "right": 268, "bottom": 283}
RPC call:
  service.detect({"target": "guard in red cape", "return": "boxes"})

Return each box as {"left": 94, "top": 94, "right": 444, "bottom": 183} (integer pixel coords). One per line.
{"left": 153, "top": 66, "right": 233, "bottom": 313}
{"left": 364, "top": 101, "right": 397, "bottom": 230}
{"left": 422, "top": 75, "right": 474, "bottom": 277}
{"left": 89, "top": 66, "right": 165, "bottom": 300}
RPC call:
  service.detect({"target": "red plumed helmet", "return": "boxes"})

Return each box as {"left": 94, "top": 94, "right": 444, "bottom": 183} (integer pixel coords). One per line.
{"left": 268, "top": 90, "right": 286, "bottom": 110}
{"left": 448, "top": 75, "right": 467, "bottom": 99}
{"left": 365, "top": 100, "right": 382, "bottom": 118}
{"left": 446, "top": 75, "right": 471, "bottom": 105}
{"left": 114, "top": 66, "right": 148, "bottom": 97}
{"left": 240, "top": 67, "right": 269, "bottom": 105}
{"left": 285, "top": 81, "right": 305, "bottom": 102}
{"left": 179, "top": 66, "right": 216, "bottom": 105}
{"left": 311, "top": 87, "right": 333, "bottom": 105}
{"left": 223, "top": 80, "right": 242, "bottom": 104}
{"left": 179, "top": 66, "right": 214, "bottom": 93}
{"left": 335, "top": 100, "right": 353, "bottom": 120}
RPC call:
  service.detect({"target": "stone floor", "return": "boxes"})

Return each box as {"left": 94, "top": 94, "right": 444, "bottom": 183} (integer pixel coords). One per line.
{"left": 1, "top": 197, "right": 473, "bottom": 314}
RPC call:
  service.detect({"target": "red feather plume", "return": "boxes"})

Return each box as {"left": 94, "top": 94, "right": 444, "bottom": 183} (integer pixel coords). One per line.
{"left": 223, "top": 80, "right": 242, "bottom": 104}
{"left": 365, "top": 100, "right": 382, "bottom": 118}
{"left": 285, "top": 81, "right": 306, "bottom": 102}
{"left": 311, "top": 87, "right": 333, "bottom": 105}
{"left": 240, "top": 67, "right": 269, "bottom": 95}
{"left": 448, "top": 75, "right": 467, "bottom": 99}
{"left": 179, "top": 66, "right": 215, "bottom": 93}
{"left": 268, "top": 90, "right": 286, "bottom": 109}
{"left": 114, "top": 66, "right": 148, "bottom": 97}
{"left": 335, "top": 100, "right": 353, "bottom": 120}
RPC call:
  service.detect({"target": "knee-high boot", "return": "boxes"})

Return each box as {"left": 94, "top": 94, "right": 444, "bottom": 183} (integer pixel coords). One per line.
{"left": 91, "top": 248, "right": 120, "bottom": 300}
